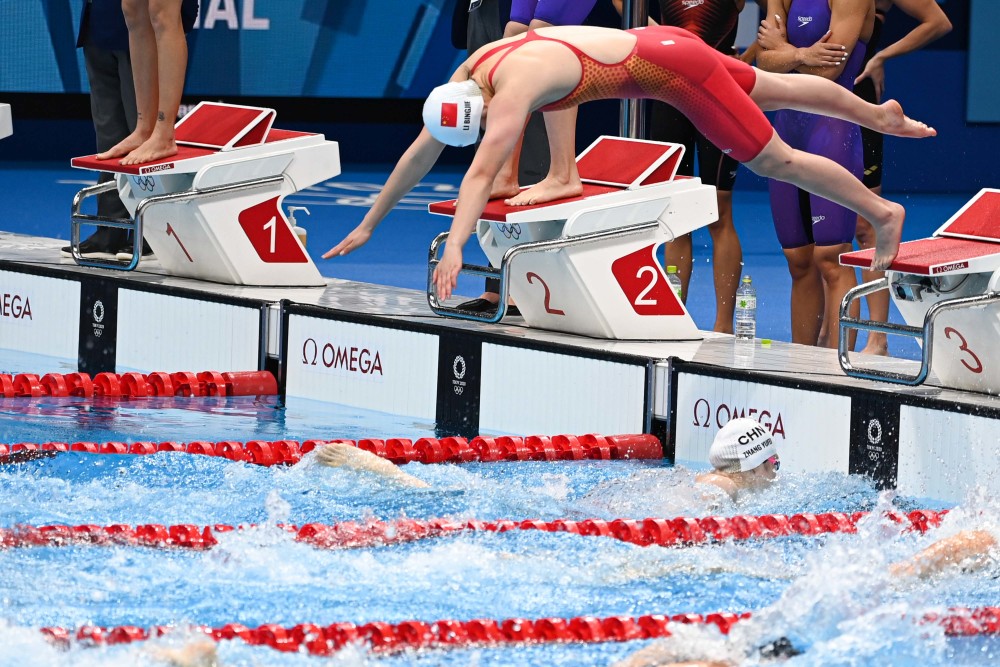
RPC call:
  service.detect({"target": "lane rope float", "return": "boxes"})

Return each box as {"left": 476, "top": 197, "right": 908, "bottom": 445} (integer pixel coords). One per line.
{"left": 39, "top": 607, "right": 1000, "bottom": 655}
{"left": 0, "top": 509, "right": 947, "bottom": 551}
{"left": 0, "top": 433, "right": 664, "bottom": 466}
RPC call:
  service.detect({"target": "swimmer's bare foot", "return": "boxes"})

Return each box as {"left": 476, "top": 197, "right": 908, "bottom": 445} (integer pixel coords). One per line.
{"left": 871, "top": 201, "right": 904, "bottom": 271}
{"left": 120, "top": 135, "right": 178, "bottom": 166}
{"left": 859, "top": 334, "right": 889, "bottom": 356}
{"left": 879, "top": 100, "right": 936, "bottom": 138}
{"left": 504, "top": 176, "right": 583, "bottom": 206}
{"left": 95, "top": 131, "right": 148, "bottom": 160}
{"left": 489, "top": 175, "right": 522, "bottom": 201}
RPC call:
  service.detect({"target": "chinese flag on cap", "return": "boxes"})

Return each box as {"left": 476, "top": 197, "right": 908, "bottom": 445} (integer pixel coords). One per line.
{"left": 441, "top": 102, "right": 458, "bottom": 127}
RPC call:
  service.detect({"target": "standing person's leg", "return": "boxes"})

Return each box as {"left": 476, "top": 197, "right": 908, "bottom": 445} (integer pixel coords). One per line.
{"left": 64, "top": 44, "right": 137, "bottom": 257}
{"left": 855, "top": 122, "right": 889, "bottom": 354}
{"left": 696, "top": 135, "right": 742, "bottom": 334}
{"left": 656, "top": 104, "right": 698, "bottom": 306}
{"left": 120, "top": 0, "right": 186, "bottom": 165}
{"left": 769, "top": 175, "right": 824, "bottom": 346}
{"left": 97, "top": 0, "right": 156, "bottom": 161}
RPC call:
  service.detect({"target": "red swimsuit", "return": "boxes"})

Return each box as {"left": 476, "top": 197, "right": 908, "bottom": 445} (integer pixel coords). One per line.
{"left": 472, "top": 26, "right": 774, "bottom": 163}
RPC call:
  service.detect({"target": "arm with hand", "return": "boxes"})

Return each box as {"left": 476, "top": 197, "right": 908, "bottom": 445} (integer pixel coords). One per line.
{"left": 321, "top": 61, "right": 477, "bottom": 259}
{"left": 314, "top": 443, "right": 431, "bottom": 488}
{"left": 755, "top": 1, "right": 854, "bottom": 76}
{"left": 433, "top": 92, "right": 530, "bottom": 300}
{"left": 889, "top": 530, "right": 997, "bottom": 579}
{"left": 854, "top": 0, "right": 952, "bottom": 100}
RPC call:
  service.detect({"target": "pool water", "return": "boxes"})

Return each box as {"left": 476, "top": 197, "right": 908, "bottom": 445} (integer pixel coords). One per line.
{"left": 0, "top": 354, "right": 998, "bottom": 665}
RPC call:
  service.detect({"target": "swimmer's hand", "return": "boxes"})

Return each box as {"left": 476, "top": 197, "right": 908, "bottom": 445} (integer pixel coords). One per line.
{"left": 854, "top": 55, "right": 886, "bottom": 101}
{"left": 322, "top": 223, "right": 373, "bottom": 259}
{"left": 888, "top": 530, "right": 997, "bottom": 579}
{"left": 433, "top": 244, "right": 463, "bottom": 301}
{"left": 314, "top": 443, "right": 430, "bottom": 488}
{"left": 148, "top": 640, "right": 219, "bottom": 667}
{"left": 798, "top": 30, "right": 849, "bottom": 68}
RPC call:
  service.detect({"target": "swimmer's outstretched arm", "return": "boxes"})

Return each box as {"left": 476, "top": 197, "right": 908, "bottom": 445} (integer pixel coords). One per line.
{"left": 322, "top": 63, "right": 475, "bottom": 259}
{"left": 147, "top": 640, "right": 219, "bottom": 667}
{"left": 889, "top": 529, "right": 997, "bottom": 579}
{"left": 612, "top": 641, "right": 731, "bottom": 667}
{"left": 314, "top": 443, "right": 430, "bottom": 488}
{"left": 432, "top": 90, "right": 533, "bottom": 300}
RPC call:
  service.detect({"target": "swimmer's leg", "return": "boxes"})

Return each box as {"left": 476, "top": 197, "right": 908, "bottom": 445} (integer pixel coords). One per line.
{"left": 506, "top": 107, "right": 583, "bottom": 206}
{"left": 749, "top": 69, "right": 936, "bottom": 139}
{"left": 746, "top": 133, "right": 904, "bottom": 270}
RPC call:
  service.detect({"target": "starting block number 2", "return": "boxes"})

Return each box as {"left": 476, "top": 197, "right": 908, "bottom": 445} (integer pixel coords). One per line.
{"left": 611, "top": 245, "right": 685, "bottom": 316}
{"left": 238, "top": 197, "right": 309, "bottom": 264}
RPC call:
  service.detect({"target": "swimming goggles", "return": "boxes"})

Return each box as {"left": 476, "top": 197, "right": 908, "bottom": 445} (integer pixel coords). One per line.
{"left": 767, "top": 455, "right": 780, "bottom": 471}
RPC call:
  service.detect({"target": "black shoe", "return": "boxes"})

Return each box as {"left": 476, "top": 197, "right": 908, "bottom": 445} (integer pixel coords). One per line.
{"left": 455, "top": 297, "right": 521, "bottom": 318}
{"left": 115, "top": 240, "right": 154, "bottom": 262}
{"left": 60, "top": 228, "right": 128, "bottom": 259}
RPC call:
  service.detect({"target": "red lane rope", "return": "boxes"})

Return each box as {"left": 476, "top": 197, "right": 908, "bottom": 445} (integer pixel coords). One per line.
{"left": 0, "top": 370, "right": 277, "bottom": 399}
{"left": 39, "top": 607, "right": 1000, "bottom": 655}
{"left": 0, "top": 433, "right": 663, "bottom": 466}
{"left": 0, "top": 509, "right": 948, "bottom": 551}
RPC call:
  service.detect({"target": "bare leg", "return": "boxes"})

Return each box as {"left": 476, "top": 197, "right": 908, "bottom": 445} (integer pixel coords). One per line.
{"left": 856, "top": 185, "right": 890, "bottom": 355}
{"left": 121, "top": 0, "right": 186, "bottom": 165}
{"left": 708, "top": 190, "right": 742, "bottom": 333}
{"left": 783, "top": 245, "right": 823, "bottom": 345}
{"left": 663, "top": 233, "right": 693, "bottom": 299}
{"left": 96, "top": 0, "right": 156, "bottom": 160}
{"left": 506, "top": 107, "right": 583, "bottom": 205}
{"left": 748, "top": 69, "right": 936, "bottom": 139}
{"left": 746, "top": 134, "right": 904, "bottom": 270}
{"left": 815, "top": 243, "right": 859, "bottom": 350}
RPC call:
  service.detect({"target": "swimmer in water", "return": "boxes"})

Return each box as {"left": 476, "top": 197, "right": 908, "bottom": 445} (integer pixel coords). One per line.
{"left": 313, "top": 417, "right": 780, "bottom": 505}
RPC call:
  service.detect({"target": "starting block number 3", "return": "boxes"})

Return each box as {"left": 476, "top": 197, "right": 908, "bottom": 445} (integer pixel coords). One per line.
{"left": 238, "top": 196, "right": 309, "bottom": 264}
{"left": 611, "top": 245, "right": 684, "bottom": 316}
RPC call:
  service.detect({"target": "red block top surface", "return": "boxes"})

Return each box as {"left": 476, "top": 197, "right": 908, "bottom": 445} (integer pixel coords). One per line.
{"left": 576, "top": 138, "right": 676, "bottom": 186}
{"left": 841, "top": 236, "right": 1000, "bottom": 274}
{"left": 70, "top": 129, "right": 316, "bottom": 175}
{"left": 428, "top": 184, "right": 623, "bottom": 221}
{"left": 939, "top": 190, "right": 1000, "bottom": 241}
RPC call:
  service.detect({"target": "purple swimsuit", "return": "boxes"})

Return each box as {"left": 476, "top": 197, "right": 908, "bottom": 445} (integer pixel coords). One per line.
{"left": 509, "top": 0, "right": 597, "bottom": 26}
{"left": 770, "top": 0, "right": 868, "bottom": 248}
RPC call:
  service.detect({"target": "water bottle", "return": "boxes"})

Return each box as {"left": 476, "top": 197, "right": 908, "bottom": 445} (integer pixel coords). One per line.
{"left": 666, "top": 265, "right": 683, "bottom": 300}
{"left": 735, "top": 275, "right": 756, "bottom": 340}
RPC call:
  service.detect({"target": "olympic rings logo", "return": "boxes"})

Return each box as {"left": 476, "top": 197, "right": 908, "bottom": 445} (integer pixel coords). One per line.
{"left": 497, "top": 223, "right": 522, "bottom": 240}
{"left": 132, "top": 176, "right": 157, "bottom": 192}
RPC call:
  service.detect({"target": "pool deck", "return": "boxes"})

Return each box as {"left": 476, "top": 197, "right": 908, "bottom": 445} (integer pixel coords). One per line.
{"left": 2, "top": 232, "right": 998, "bottom": 504}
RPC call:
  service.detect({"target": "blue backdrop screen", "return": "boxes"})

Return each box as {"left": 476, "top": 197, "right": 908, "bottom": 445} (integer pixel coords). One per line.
{"left": 0, "top": 0, "right": 466, "bottom": 99}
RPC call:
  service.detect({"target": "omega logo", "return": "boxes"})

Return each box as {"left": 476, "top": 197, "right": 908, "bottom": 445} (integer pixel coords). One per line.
{"left": 691, "top": 398, "right": 785, "bottom": 439}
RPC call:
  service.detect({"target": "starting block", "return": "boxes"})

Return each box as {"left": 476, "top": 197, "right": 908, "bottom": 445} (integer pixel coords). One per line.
{"left": 839, "top": 188, "right": 1000, "bottom": 391}
{"left": 69, "top": 102, "right": 340, "bottom": 286}
{"left": 427, "top": 136, "right": 718, "bottom": 340}
{"left": 0, "top": 103, "right": 11, "bottom": 140}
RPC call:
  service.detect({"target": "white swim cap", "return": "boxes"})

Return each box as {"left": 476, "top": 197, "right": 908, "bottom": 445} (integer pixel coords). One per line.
{"left": 422, "top": 80, "right": 484, "bottom": 147}
{"left": 708, "top": 418, "right": 777, "bottom": 473}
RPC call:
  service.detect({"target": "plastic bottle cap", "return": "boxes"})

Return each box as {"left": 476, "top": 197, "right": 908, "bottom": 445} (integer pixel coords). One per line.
{"left": 761, "top": 339, "right": 771, "bottom": 347}
{"left": 667, "top": 265, "right": 678, "bottom": 273}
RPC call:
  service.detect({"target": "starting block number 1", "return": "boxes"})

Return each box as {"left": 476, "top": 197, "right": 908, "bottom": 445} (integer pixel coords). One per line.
{"left": 611, "top": 245, "right": 685, "bottom": 316}
{"left": 238, "top": 197, "right": 309, "bottom": 264}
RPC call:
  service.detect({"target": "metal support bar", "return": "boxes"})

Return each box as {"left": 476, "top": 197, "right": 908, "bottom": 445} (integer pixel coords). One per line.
{"left": 839, "top": 277, "right": 1000, "bottom": 385}
{"left": 619, "top": 0, "right": 648, "bottom": 139}
{"left": 69, "top": 175, "right": 286, "bottom": 272}
{"left": 427, "top": 220, "right": 660, "bottom": 323}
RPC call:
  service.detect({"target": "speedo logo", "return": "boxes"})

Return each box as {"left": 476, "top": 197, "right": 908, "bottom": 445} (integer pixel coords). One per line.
{"left": 811, "top": 215, "right": 826, "bottom": 225}
{"left": 140, "top": 163, "right": 174, "bottom": 174}
{"left": 798, "top": 16, "right": 813, "bottom": 28}
{"left": 682, "top": 0, "right": 705, "bottom": 9}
